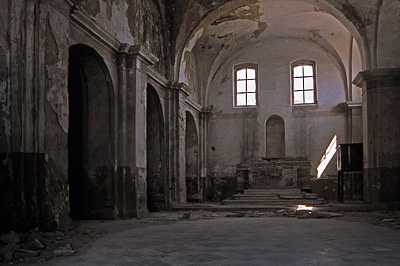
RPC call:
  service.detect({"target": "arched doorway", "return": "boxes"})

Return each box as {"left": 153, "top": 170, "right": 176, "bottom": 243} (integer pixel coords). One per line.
{"left": 266, "top": 115, "right": 285, "bottom": 159}
{"left": 185, "top": 111, "right": 200, "bottom": 202}
{"left": 146, "top": 85, "right": 166, "bottom": 211}
{"left": 68, "top": 44, "right": 114, "bottom": 219}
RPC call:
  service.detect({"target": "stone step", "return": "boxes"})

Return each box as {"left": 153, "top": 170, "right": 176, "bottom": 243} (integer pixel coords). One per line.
{"left": 243, "top": 188, "right": 302, "bottom": 196}
{"left": 232, "top": 195, "right": 278, "bottom": 200}
{"left": 221, "top": 198, "right": 325, "bottom": 206}
{"left": 223, "top": 188, "right": 324, "bottom": 206}
{"left": 232, "top": 193, "right": 319, "bottom": 201}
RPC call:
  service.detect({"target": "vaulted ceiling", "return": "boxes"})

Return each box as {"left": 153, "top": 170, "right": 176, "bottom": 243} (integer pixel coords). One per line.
{"left": 173, "top": 0, "right": 363, "bottom": 105}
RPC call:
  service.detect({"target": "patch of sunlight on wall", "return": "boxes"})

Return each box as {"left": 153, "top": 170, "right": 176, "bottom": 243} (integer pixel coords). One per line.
{"left": 317, "top": 135, "right": 337, "bottom": 179}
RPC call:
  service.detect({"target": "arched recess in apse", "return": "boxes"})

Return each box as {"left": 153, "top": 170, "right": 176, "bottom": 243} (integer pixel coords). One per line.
{"left": 266, "top": 115, "right": 285, "bottom": 159}
{"left": 68, "top": 44, "right": 114, "bottom": 219}
{"left": 146, "top": 84, "right": 166, "bottom": 211}
{"left": 185, "top": 111, "right": 200, "bottom": 202}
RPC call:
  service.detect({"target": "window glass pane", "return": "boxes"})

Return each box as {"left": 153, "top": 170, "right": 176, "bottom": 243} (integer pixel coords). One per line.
{"left": 294, "top": 91, "right": 304, "bottom": 104}
{"left": 304, "top": 91, "right": 315, "bottom": 103}
{"left": 237, "top": 69, "right": 246, "bottom": 80}
{"left": 237, "top": 93, "right": 246, "bottom": 106}
{"left": 303, "top": 65, "right": 313, "bottom": 76}
{"left": 247, "top": 68, "right": 256, "bottom": 79}
{"left": 293, "top": 66, "right": 303, "bottom": 77}
{"left": 304, "top": 77, "right": 314, "bottom": 90}
{"left": 237, "top": 80, "right": 246, "bottom": 93}
{"left": 247, "top": 80, "right": 256, "bottom": 92}
{"left": 294, "top": 78, "right": 303, "bottom": 91}
{"left": 247, "top": 93, "right": 256, "bottom": 105}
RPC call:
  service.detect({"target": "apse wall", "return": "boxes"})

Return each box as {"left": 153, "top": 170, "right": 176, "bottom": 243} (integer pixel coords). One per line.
{"left": 207, "top": 38, "right": 358, "bottom": 198}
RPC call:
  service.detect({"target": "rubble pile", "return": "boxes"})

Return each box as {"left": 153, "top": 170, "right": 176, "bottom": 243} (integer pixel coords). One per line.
{"left": 0, "top": 226, "right": 102, "bottom": 264}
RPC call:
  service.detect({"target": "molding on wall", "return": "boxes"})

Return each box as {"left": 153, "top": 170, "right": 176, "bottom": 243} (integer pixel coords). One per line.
{"left": 128, "top": 45, "right": 159, "bottom": 66}
{"left": 169, "top": 82, "right": 191, "bottom": 97}
{"left": 339, "top": 100, "right": 362, "bottom": 110}
{"left": 148, "top": 67, "right": 169, "bottom": 88}
{"left": 353, "top": 68, "right": 400, "bottom": 89}
{"left": 185, "top": 97, "right": 202, "bottom": 113}
{"left": 70, "top": 8, "right": 121, "bottom": 53}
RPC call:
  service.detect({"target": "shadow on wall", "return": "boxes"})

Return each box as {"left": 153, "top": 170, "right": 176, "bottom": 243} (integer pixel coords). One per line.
{"left": 68, "top": 44, "right": 114, "bottom": 219}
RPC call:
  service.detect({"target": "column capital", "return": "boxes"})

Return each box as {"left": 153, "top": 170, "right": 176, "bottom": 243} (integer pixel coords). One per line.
{"left": 128, "top": 45, "right": 159, "bottom": 66}
{"left": 169, "top": 82, "right": 191, "bottom": 97}
{"left": 353, "top": 68, "right": 400, "bottom": 90}
{"left": 119, "top": 44, "right": 158, "bottom": 69}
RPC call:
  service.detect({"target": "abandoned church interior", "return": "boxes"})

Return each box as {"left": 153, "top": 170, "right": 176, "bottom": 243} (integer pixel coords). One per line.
{"left": 0, "top": 0, "right": 399, "bottom": 233}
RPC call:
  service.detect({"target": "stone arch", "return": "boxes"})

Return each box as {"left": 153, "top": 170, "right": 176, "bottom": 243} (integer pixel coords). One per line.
{"left": 68, "top": 44, "right": 115, "bottom": 219}
{"left": 266, "top": 115, "right": 285, "bottom": 159}
{"left": 146, "top": 84, "right": 166, "bottom": 211}
{"left": 174, "top": 0, "right": 368, "bottom": 106}
{"left": 185, "top": 111, "right": 200, "bottom": 202}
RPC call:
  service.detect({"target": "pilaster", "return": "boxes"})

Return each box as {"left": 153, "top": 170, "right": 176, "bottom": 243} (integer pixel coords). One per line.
{"left": 199, "top": 108, "right": 211, "bottom": 200}
{"left": 167, "top": 82, "right": 190, "bottom": 204}
{"left": 354, "top": 68, "right": 400, "bottom": 206}
{"left": 117, "top": 44, "right": 158, "bottom": 218}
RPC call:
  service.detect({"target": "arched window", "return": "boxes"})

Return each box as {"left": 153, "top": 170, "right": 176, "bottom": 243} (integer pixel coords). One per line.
{"left": 291, "top": 60, "right": 317, "bottom": 105}
{"left": 234, "top": 64, "right": 258, "bottom": 107}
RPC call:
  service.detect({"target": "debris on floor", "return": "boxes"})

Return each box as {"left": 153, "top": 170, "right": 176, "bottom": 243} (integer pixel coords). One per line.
{"left": 1, "top": 209, "right": 399, "bottom": 265}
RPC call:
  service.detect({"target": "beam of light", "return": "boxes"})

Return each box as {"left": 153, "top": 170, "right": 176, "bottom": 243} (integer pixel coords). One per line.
{"left": 317, "top": 135, "right": 337, "bottom": 179}
{"left": 297, "top": 205, "right": 313, "bottom": 211}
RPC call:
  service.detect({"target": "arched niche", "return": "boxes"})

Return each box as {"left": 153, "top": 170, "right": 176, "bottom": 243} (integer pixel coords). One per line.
{"left": 68, "top": 44, "right": 114, "bottom": 219}
{"left": 146, "top": 84, "right": 166, "bottom": 211}
{"left": 266, "top": 115, "right": 285, "bottom": 159}
{"left": 185, "top": 111, "right": 200, "bottom": 202}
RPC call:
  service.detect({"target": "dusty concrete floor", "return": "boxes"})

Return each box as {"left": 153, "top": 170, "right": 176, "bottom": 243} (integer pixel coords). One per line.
{"left": 1, "top": 209, "right": 400, "bottom": 265}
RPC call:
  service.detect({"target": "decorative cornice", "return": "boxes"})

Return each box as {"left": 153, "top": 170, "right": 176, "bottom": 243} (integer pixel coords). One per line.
{"left": 185, "top": 97, "right": 202, "bottom": 112}
{"left": 70, "top": 8, "right": 121, "bottom": 53}
{"left": 338, "top": 100, "right": 362, "bottom": 110}
{"left": 147, "top": 67, "right": 169, "bottom": 88}
{"left": 169, "top": 82, "right": 191, "bottom": 97}
{"left": 128, "top": 45, "right": 158, "bottom": 66}
{"left": 201, "top": 106, "right": 213, "bottom": 114}
{"left": 168, "top": 82, "right": 202, "bottom": 112}
{"left": 353, "top": 68, "right": 400, "bottom": 90}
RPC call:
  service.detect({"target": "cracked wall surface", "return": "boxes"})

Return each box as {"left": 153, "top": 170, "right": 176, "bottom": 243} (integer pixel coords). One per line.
{"left": 0, "top": 0, "right": 399, "bottom": 233}
{"left": 77, "top": 0, "right": 172, "bottom": 78}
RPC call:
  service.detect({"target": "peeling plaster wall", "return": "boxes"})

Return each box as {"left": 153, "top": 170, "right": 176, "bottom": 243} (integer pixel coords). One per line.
{"left": 208, "top": 38, "right": 355, "bottom": 198}
{"left": 0, "top": 0, "right": 399, "bottom": 230}
{"left": 0, "top": 38, "right": 10, "bottom": 153}
{"left": 0, "top": 0, "right": 72, "bottom": 232}
{"left": 377, "top": 1, "right": 400, "bottom": 68}
{"left": 41, "top": 1, "right": 71, "bottom": 231}
{"left": 78, "top": 0, "right": 171, "bottom": 78}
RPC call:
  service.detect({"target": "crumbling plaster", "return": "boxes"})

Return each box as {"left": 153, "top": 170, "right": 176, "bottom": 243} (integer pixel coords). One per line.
{"left": 175, "top": 0, "right": 369, "bottom": 107}
{"left": 173, "top": 0, "right": 400, "bottom": 96}
{"left": 74, "top": 0, "right": 171, "bottom": 78}
{"left": 208, "top": 39, "right": 350, "bottom": 180}
{"left": 0, "top": 0, "right": 398, "bottom": 232}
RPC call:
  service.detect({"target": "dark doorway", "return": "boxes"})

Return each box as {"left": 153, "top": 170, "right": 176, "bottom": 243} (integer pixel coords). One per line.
{"left": 146, "top": 85, "right": 166, "bottom": 211}
{"left": 68, "top": 44, "right": 114, "bottom": 219}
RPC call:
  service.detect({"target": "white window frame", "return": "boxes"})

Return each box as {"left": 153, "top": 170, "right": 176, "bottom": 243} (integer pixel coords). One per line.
{"left": 234, "top": 64, "right": 258, "bottom": 107}
{"left": 291, "top": 60, "right": 317, "bottom": 105}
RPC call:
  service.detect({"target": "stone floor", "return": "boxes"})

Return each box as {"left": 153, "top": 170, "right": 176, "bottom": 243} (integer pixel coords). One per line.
{"left": 20, "top": 209, "right": 400, "bottom": 266}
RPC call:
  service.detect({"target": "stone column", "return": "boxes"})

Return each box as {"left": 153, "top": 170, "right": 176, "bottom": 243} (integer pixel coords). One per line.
{"left": 354, "top": 68, "right": 400, "bottom": 207}
{"left": 167, "top": 83, "right": 190, "bottom": 204}
{"left": 117, "top": 44, "right": 158, "bottom": 218}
